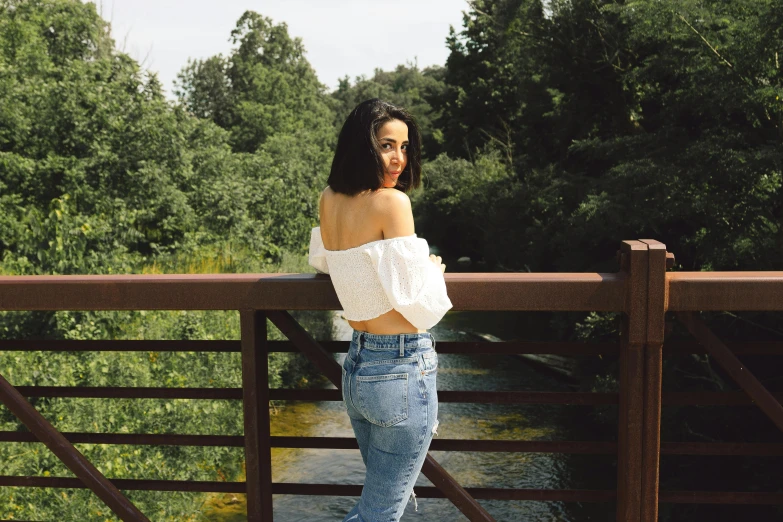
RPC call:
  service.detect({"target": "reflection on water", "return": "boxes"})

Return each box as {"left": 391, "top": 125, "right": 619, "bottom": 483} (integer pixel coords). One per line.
{"left": 203, "top": 312, "right": 615, "bottom": 521}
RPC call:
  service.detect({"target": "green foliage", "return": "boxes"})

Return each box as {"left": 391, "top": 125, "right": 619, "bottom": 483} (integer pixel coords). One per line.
{"left": 331, "top": 64, "right": 447, "bottom": 158}
{"left": 175, "top": 10, "right": 335, "bottom": 155}
{"left": 432, "top": 0, "right": 551, "bottom": 167}
{"left": 0, "top": 2, "right": 335, "bottom": 519}
{"left": 425, "top": 0, "right": 783, "bottom": 273}
{"left": 1, "top": 0, "right": 197, "bottom": 260}
{"left": 174, "top": 11, "right": 336, "bottom": 257}
{"left": 413, "top": 149, "right": 521, "bottom": 268}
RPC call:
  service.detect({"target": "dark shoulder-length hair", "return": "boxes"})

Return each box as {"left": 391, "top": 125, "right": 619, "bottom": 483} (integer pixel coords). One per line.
{"left": 327, "top": 99, "right": 422, "bottom": 195}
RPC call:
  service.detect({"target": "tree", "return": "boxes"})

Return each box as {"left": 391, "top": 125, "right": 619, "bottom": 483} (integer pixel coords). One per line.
{"left": 425, "top": 0, "right": 783, "bottom": 273}
{"left": 331, "top": 64, "right": 447, "bottom": 158}
{"left": 175, "top": 11, "right": 334, "bottom": 154}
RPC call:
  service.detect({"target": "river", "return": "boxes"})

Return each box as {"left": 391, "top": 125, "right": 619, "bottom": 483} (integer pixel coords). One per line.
{"left": 204, "top": 311, "right": 615, "bottom": 521}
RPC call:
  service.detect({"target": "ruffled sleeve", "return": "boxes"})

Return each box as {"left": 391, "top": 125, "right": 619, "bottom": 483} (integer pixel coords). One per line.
{"left": 308, "top": 227, "right": 330, "bottom": 274}
{"left": 365, "top": 236, "right": 453, "bottom": 330}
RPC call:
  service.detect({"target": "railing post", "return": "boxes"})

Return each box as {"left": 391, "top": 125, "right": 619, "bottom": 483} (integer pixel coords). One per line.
{"left": 639, "top": 240, "right": 667, "bottom": 522}
{"left": 241, "top": 310, "right": 274, "bottom": 521}
{"left": 617, "top": 241, "right": 647, "bottom": 521}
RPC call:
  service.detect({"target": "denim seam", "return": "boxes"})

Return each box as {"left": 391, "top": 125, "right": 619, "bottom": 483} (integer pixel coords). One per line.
{"left": 415, "top": 355, "right": 427, "bottom": 398}
{"left": 355, "top": 356, "right": 418, "bottom": 368}
{"left": 392, "top": 386, "right": 430, "bottom": 521}
{"left": 356, "top": 372, "right": 409, "bottom": 382}
{"left": 359, "top": 344, "right": 428, "bottom": 352}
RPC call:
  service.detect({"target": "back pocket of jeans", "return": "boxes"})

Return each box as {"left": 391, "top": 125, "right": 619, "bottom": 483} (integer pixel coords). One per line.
{"left": 356, "top": 373, "right": 408, "bottom": 427}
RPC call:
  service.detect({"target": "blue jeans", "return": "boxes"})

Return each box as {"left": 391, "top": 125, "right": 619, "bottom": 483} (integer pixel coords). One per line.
{"left": 342, "top": 329, "right": 439, "bottom": 522}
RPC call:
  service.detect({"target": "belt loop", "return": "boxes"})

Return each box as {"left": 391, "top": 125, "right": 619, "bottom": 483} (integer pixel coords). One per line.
{"left": 399, "top": 335, "right": 404, "bottom": 357}
{"left": 431, "top": 332, "right": 436, "bottom": 351}
{"left": 358, "top": 332, "right": 363, "bottom": 353}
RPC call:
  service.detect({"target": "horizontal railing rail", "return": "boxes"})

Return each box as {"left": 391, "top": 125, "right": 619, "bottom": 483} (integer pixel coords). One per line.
{"left": 0, "top": 272, "right": 627, "bottom": 311}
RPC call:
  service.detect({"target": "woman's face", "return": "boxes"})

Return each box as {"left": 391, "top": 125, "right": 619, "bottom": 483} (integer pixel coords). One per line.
{"left": 376, "top": 119, "right": 409, "bottom": 188}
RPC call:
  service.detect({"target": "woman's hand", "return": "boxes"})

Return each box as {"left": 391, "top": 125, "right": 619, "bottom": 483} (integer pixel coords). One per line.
{"left": 429, "top": 254, "right": 446, "bottom": 273}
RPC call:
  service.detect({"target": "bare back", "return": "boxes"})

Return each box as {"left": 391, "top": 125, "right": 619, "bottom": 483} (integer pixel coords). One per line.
{"left": 319, "top": 186, "right": 425, "bottom": 334}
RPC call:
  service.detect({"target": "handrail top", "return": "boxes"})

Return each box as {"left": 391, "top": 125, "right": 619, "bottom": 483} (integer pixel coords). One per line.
{"left": 668, "top": 271, "right": 783, "bottom": 280}
{"left": 0, "top": 272, "right": 620, "bottom": 283}
{"left": 0, "top": 272, "right": 626, "bottom": 312}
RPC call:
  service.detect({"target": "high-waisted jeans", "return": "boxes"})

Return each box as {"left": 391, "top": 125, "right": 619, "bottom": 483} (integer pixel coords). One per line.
{"left": 342, "top": 329, "right": 439, "bottom": 522}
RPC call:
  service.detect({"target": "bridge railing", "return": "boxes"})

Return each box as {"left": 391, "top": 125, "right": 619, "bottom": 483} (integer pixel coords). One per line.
{"left": 0, "top": 239, "right": 781, "bottom": 521}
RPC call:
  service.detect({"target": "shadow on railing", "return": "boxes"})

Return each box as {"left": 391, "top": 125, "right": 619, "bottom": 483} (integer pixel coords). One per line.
{"left": 0, "top": 239, "right": 781, "bottom": 521}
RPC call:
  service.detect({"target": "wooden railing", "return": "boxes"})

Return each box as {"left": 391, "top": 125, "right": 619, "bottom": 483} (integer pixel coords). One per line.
{"left": 0, "top": 239, "right": 781, "bottom": 521}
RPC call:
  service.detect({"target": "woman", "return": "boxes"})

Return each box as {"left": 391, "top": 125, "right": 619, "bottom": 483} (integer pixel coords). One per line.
{"left": 308, "top": 99, "right": 453, "bottom": 521}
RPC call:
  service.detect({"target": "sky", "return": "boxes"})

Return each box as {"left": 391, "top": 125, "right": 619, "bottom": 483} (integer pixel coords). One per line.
{"left": 87, "top": 0, "right": 469, "bottom": 99}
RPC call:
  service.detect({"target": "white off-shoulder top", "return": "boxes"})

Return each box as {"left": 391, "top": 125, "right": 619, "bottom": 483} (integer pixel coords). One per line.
{"left": 308, "top": 227, "right": 453, "bottom": 330}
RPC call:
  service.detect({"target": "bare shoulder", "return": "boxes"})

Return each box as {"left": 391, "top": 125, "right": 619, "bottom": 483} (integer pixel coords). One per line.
{"left": 375, "top": 188, "right": 411, "bottom": 208}
{"left": 374, "top": 189, "right": 414, "bottom": 238}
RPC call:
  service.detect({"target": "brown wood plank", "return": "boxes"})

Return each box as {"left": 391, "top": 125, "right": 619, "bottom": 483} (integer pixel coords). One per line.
{"left": 0, "top": 374, "right": 150, "bottom": 521}
{"left": 677, "top": 312, "right": 783, "bottom": 433}
{"left": 0, "top": 432, "right": 243, "bottom": 446}
{"left": 663, "top": 391, "right": 783, "bottom": 406}
{"left": 660, "top": 442, "right": 783, "bottom": 456}
{"left": 0, "top": 432, "right": 618, "bottom": 454}
{"left": 668, "top": 271, "right": 783, "bottom": 311}
{"left": 8, "top": 387, "right": 619, "bottom": 404}
{"left": 438, "top": 391, "right": 618, "bottom": 405}
{"left": 6, "top": 476, "right": 782, "bottom": 504}
{"left": 7, "top": 433, "right": 782, "bottom": 456}
{"left": 271, "top": 437, "right": 617, "bottom": 454}
{"left": 639, "top": 240, "right": 666, "bottom": 522}
{"left": 13, "top": 386, "right": 242, "bottom": 400}
{"left": 274, "top": 483, "right": 616, "bottom": 502}
{"left": 0, "top": 476, "right": 245, "bottom": 493}
{"left": 269, "top": 389, "right": 618, "bottom": 404}
{"left": 5, "top": 338, "right": 781, "bottom": 356}
{"left": 7, "top": 433, "right": 781, "bottom": 456}
{"left": 241, "top": 311, "right": 273, "bottom": 522}
{"left": 0, "top": 476, "right": 616, "bottom": 502}
{"left": 617, "top": 240, "right": 646, "bottom": 522}
{"left": 659, "top": 491, "right": 783, "bottom": 504}
{"left": 0, "top": 272, "right": 626, "bottom": 312}
{"left": 663, "top": 341, "right": 783, "bottom": 356}
{"left": 267, "top": 341, "right": 619, "bottom": 356}
{"left": 4, "top": 339, "right": 780, "bottom": 356}
{"left": 0, "top": 340, "right": 241, "bottom": 352}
